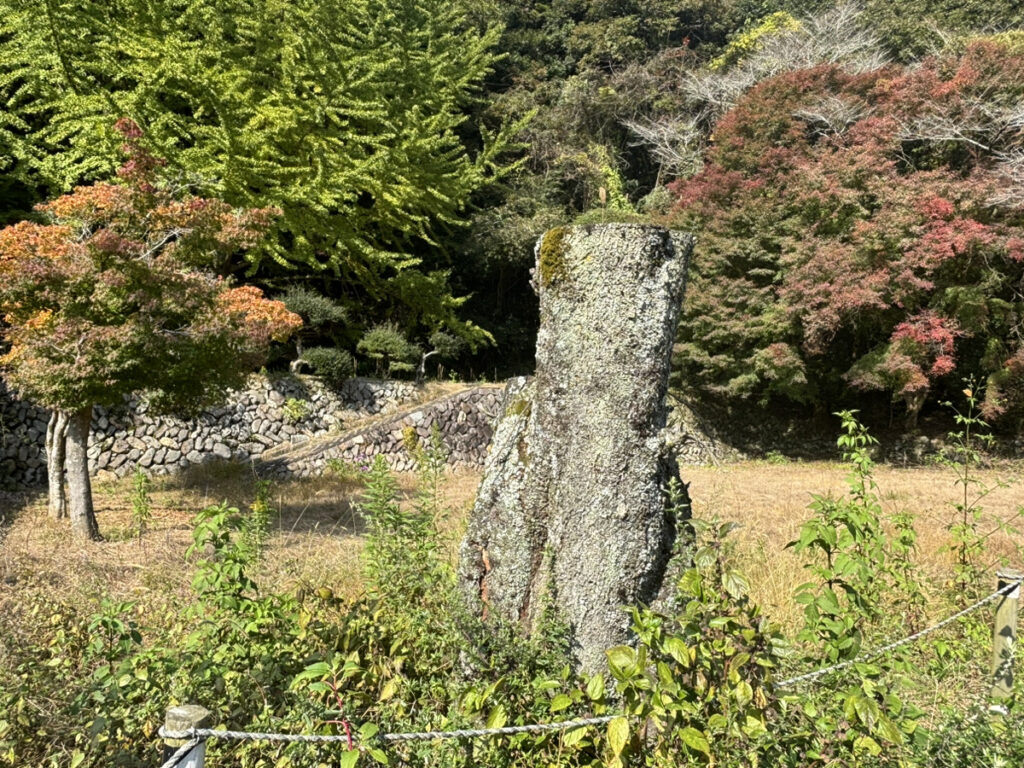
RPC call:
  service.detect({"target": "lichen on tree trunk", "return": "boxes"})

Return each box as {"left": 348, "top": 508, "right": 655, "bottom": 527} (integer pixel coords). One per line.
{"left": 65, "top": 405, "right": 100, "bottom": 541}
{"left": 46, "top": 410, "right": 68, "bottom": 520}
{"left": 458, "top": 223, "right": 694, "bottom": 673}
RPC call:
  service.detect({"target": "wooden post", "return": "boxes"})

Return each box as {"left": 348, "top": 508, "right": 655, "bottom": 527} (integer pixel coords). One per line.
{"left": 990, "top": 571, "right": 1021, "bottom": 709}
{"left": 163, "top": 704, "right": 213, "bottom": 768}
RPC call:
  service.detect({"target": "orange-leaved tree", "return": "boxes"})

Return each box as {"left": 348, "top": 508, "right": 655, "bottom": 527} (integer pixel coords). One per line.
{"left": 0, "top": 120, "right": 301, "bottom": 540}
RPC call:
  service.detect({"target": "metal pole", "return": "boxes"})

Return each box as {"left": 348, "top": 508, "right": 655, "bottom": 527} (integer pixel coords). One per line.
{"left": 163, "top": 704, "right": 213, "bottom": 768}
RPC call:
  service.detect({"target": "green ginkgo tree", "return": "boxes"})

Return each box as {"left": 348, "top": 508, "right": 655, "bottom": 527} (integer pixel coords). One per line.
{"left": 0, "top": 0, "right": 519, "bottom": 343}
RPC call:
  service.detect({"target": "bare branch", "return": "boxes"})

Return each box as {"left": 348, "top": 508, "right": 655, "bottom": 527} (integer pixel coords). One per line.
{"left": 989, "top": 150, "right": 1024, "bottom": 208}
{"left": 683, "top": 2, "right": 887, "bottom": 123}
{"left": 898, "top": 96, "right": 1024, "bottom": 156}
{"left": 793, "top": 95, "right": 872, "bottom": 137}
{"left": 622, "top": 116, "right": 704, "bottom": 178}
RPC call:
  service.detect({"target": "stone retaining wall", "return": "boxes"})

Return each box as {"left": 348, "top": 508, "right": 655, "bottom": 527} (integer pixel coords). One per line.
{"left": 0, "top": 375, "right": 417, "bottom": 489}
{"left": 258, "top": 385, "right": 505, "bottom": 477}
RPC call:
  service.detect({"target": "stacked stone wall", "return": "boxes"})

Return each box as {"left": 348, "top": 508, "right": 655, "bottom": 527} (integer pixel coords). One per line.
{"left": 258, "top": 386, "right": 505, "bottom": 477}
{"left": 0, "top": 375, "right": 417, "bottom": 488}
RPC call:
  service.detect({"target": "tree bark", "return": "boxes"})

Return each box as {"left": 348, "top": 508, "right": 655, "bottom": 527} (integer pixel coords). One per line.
{"left": 45, "top": 410, "right": 69, "bottom": 519}
{"left": 458, "top": 224, "right": 693, "bottom": 673}
{"left": 65, "top": 405, "right": 100, "bottom": 541}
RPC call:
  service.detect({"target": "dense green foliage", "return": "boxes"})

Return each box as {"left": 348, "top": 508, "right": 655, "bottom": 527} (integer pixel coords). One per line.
{"left": 4, "top": 0, "right": 1024, "bottom": 384}
{"left": 0, "top": 0, "right": 516, "bottom": 348}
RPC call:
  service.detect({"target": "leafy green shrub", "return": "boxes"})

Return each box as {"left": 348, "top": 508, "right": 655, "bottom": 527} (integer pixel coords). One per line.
{"left": 918, "top": 700, "right": 1024, "bottom": 767}
{"left": 610, "top": 517, "right": 792, "bottom": 766}
{"left": 282, "top": 396, "right": 310, "bottom": 423}
{"left": 326, "top": 457, "right": 368, "bottom": 483}
{"left": 302, "top": 346, "right": 357, "bottom": 382}
{"left": 3, "top": 412, "right": 1017, "bottom": 768}
{"left": 358, "top": 323, "right": 420, "bottom": 378}
{"left": 281, "top": 286, "right": 348, "bottom": 329}
{"left": 935, "top": 385, "right": 1021, "bottom": 595}
{"left": 242, "top": 479, "right": 275, "bottom": 564}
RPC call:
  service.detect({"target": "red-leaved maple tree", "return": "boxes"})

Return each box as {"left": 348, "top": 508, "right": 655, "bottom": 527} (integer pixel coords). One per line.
{"left": 668, "top": 39, "right": 1024, "bottom": 427}
{"left": 0, "top": 120, "right": 301, "bottom": 540}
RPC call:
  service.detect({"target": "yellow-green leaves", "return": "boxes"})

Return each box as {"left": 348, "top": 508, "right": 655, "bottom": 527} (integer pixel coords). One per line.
{"left": 607, "top": 715, "right": 629, "bottom": 757}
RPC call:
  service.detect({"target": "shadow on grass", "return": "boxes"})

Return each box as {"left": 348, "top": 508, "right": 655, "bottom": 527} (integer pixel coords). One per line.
{"left": 0, "top": 488, "right": 45, "bottom": 541}
{"left": 149, "top": 457, "right": 413, "bottom": 537}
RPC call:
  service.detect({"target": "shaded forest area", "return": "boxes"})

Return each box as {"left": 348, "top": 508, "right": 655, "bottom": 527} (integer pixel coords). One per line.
{"left": 2, "top": 0, "right": 1024, "bottom": 428}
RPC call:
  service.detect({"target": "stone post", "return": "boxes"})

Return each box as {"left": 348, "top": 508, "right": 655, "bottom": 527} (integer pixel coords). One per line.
{"left": 458, "top": 223, "right": 693, "bottom": 673}
{"left": 162, "top": 704, "right": 213, "bottom": 768}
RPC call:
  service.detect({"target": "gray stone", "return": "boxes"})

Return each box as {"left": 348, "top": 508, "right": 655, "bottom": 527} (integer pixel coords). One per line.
{"left": 458, "top": 224, "right": 693, "bottom": 673}
{"left": 212, "top": 442, "right": 232, "bottom": 460}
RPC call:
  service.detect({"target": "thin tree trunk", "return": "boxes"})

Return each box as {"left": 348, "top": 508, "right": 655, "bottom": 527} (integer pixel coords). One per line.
{"left": 65, "top": 405, "right": 100, "bottom": 541}
{"left": 45, "top": 410, "right": 69, "bottom": 519}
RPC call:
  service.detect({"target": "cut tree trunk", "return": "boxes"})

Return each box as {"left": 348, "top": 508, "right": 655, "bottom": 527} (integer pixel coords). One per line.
{"left": 45, "top": 410, "right": 69, "bottom": 519}
{"left": 458, "top": 223, "right": 693, "bottom": 673}
{"left": 65, "top": 405, "right": 100, "bottom": 541}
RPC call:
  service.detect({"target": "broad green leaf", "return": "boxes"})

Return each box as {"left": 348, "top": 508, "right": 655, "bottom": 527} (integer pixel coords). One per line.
{"left": 606, "top": 646, "right": 636, "bottom": 676}
{"left": 586, "top": 674, "right": 605, "bottom": 701}
{"left": 664, "top": 636, "right": 691, "bottom": 667}
{"left": 549, "top": 694, "right": 572, "bottom": 712}
{"left": 723, "top": 569, "right": 750, "bottom": 599}
{"left": 378, "top": 679, "right": 398, "bottom": 701}
{"left": 607, "top": 716, "right": 629, "bottom": 756}
{"left": 853, "top": 736, "right": 881, "bottom": 756}
{"left": 486, "top": 705, "right": 507, "bottom": 729}
{"left": 679, "top": 727, "right": 711, "bottom": 756}
{"left": 734, "top": 680, "right": 753, "bottom": 708}
{"left": 562, "top": 726, "right": 587, "bottom": 747}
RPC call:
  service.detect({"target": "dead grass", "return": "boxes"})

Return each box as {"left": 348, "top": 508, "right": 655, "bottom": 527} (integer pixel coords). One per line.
{"left": 0, "top": 460, "right": 483, "bottom": 639}
{"left": 684, "top": 459, "right": 1024, "bottom": 632}
{"left": 2, "top": 455, "right": 1020, "bottom": 674}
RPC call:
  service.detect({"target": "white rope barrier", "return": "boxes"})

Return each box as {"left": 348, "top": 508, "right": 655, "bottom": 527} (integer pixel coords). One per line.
{"left": 157, "top": 577, "right": 1021, "bottom": 753}
{"left": 777, "top": 578, "right": 1021, "bottom": 688}
{"left": 159, "top": 737, "right": 201, "bottom": 768}
{"left": 159, "top": 714, "right": 617, "bottom": 746}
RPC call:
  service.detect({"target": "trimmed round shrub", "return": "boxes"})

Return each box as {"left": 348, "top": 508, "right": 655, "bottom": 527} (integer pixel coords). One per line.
{"left": 301, "top": 347, "right": 356, "bottom": 382}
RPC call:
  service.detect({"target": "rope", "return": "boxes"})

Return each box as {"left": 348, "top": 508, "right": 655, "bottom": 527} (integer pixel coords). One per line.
{"left": 156, "top": 578, "right": 1022, "bottom": 748}
{"left": 159, "top": 714, "right": 617, "bottom": 746}
{"left": 159, "top": 738, "right": 201, "bottom": 768}
{"left": 777, "top": 578, "right": 1021, "bottom": 689}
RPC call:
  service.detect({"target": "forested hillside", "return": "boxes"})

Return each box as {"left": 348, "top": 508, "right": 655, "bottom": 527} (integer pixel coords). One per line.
{"left": 2, "top": 0, "right": 1023, "bottom": 423}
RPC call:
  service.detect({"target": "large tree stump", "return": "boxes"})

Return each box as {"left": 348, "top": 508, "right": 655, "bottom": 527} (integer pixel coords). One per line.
{"left": 458, "top": 223, "right": 693, "bottom": 673}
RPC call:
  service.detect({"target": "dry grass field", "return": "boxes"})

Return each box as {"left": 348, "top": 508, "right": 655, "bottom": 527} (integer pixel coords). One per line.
{"left": 684, "top": 460, "right": 1024, "bottom": 632}
{"left": 0, "top": 461, "right": 482, "bottom": 641}
{"left": 2, "top": 456, "right": 1020, "bottom": 638}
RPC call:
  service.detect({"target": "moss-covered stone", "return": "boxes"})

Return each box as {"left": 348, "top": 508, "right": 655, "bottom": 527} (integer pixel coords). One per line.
{"left": 537, "top": 226, "right": 570, "bottom": 288}
{"left": 505, "top": 394, "right": 532, "bottom": 418}
{"left": 459, "top": 225, "right": 695, "bottom": 674}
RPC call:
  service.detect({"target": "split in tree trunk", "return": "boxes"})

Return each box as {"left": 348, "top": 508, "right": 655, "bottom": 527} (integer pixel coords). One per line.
{"left": 45, "top": 410, "right": 69, "bottom": 519}
{"left": 458, "top": 223, "right": 694, "bottom": 673}
{"left": 65, "top": 405, "right": 100, "bottom": 541}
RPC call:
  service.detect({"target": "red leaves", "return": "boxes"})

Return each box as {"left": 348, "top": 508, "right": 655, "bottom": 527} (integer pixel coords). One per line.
{"left": 669, "top": 42, "right": 1024, "bottom": 416}
{"left": 218, "top": 285, "right": 303, "bottom": 345}
{"left": 0, "top": 122, "right": 299, "bottom": 411}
